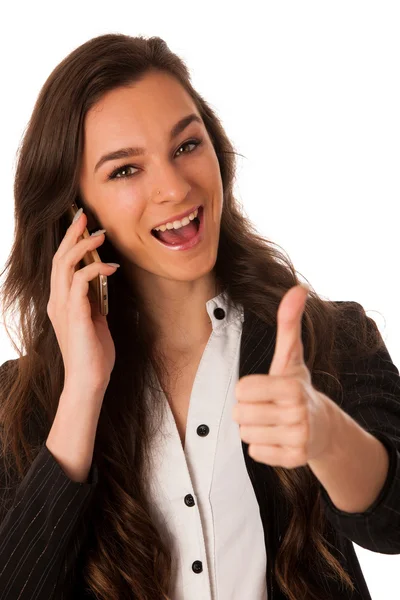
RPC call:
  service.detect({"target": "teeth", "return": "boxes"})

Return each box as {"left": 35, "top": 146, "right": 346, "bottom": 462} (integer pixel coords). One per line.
{"left": 154, "top": 208, "right": 199, "bottom": 232}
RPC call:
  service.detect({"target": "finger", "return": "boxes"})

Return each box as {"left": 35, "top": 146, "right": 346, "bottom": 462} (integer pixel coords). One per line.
{"left": 55, "top": 208, "right": 89, "bottom": 261}
{"left": 50, "top": 232, "right": 106, "bottom": 312}
{"left": 68, "top": 260, "right": 118, "bottom": 320}
{"left": 269, "top": 284, "right": 309, "bottom": 376}
{"left": 233, "top": 401, "right": 306, "bottom": 426}
{"left": 50, "top": 210, "right": 90, "bottom": 295}
{"left": 239, "top": 422, "right": 307, "bottom": 447}
{"left": 235, "top": 374, "right": 303, "bottom": 405}
{"left": 248, "top": 444, "right": 307, "bottom": 468}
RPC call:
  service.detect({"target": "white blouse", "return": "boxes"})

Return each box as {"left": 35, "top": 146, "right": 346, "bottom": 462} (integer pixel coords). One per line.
{"left": 145, "top": 290, "right": 268, "bottom": 599}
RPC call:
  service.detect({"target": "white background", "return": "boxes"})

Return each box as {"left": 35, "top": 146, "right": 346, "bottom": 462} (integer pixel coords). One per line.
{"left": 0, "top": 2, "right": 399, "bottom": 598}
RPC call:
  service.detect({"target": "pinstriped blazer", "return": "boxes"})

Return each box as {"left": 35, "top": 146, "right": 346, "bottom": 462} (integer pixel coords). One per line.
{"left": 0, "top": 300, "right": 399, "bottom": 599}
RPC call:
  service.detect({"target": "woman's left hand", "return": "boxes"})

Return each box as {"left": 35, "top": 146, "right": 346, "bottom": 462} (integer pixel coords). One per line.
{"left": 233, "top": 284, "right": 337, "bottom": 468}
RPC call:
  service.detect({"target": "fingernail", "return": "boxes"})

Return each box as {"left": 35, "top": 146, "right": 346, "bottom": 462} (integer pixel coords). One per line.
{"left": 72, "top": 207, "right": 83, "bottom": 223}
{"left": 90, "top": 229, "right": 106, "bottom": 237}
{"left": 106, "top": 262, "right": 120, "bottom": 268}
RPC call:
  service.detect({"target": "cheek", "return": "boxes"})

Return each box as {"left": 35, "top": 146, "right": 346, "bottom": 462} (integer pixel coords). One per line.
{"left": 196, "top": 154, "right": 224, "bottom": 206}
{"left": 206, "top": 158, "right": 224, "bottom": 218}
{"left": 101, "top": 193, "right": 145, "bottom": 241}
{"left": 104, "top": 185, "right": 145, "bottom": 221}
{"left": 201, "top": 153, "right": 221, "bottom": 186}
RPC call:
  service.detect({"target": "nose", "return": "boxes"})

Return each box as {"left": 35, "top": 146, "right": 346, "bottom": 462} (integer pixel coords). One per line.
{"left": 151, "top": 162, "right": 191, "bottom": 204}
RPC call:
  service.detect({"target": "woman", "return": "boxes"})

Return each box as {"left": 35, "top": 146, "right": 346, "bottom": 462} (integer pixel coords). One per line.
{"left": 0, "top": 33, "right": 399, "bottom": 600}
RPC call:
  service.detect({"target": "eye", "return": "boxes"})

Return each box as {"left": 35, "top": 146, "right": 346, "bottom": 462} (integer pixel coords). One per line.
{"left": 108, "top": 165, "right": 137, "bottom": 180}
{"left": 107, "top": 137, "right": 203, "bottom": 181}
{"left": 175, "top": 137, "right": 203, "bottom": 157}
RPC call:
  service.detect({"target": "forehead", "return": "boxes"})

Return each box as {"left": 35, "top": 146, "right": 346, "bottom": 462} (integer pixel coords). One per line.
{"left": 84, "top": 72, "right": 198, "bottom": 144}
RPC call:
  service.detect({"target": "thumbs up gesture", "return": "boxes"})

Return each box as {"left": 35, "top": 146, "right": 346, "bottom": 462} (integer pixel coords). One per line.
{"left": 233, "top": 284, "right": 335, "bottom": 468}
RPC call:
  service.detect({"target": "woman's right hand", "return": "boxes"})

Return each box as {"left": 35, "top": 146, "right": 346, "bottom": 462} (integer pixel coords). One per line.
{"left": 47, "top": 209, "right": 119, "bottom": 393}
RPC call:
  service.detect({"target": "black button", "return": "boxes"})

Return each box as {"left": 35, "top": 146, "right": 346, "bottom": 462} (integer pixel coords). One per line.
{"left": 213, "top": 307, "right": 225, "bottom": 320}
{"left": 184, "top": 494, "right": 195, "bottom": 507}
{"left": 192, "top": 560, "right": 203, "bottom": 573}
{"left": 197, "top": 424, "right": 209, "bottom": 437}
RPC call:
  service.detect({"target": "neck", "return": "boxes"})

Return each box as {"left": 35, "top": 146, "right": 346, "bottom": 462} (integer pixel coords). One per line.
{"left": 134, "top": 272, "right": 222, "bottom": 354}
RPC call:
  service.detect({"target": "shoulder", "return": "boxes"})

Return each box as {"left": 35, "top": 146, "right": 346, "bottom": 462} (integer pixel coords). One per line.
{"left": 330, "top": 300, "right": 381, "bottom": 345}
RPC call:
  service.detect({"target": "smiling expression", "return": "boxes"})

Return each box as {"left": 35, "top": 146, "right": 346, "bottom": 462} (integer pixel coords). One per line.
{"left": 79, "top": 71, "right": 224, "bottom": 285}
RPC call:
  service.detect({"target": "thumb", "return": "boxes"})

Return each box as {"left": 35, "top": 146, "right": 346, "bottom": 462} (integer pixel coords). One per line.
{"left": 269, "top": 284, "right": 310, "bottom": 376}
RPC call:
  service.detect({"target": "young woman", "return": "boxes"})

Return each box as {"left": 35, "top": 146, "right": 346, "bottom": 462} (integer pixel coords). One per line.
{"left": 0, "top": 33, "right": 399, "bottom": 600}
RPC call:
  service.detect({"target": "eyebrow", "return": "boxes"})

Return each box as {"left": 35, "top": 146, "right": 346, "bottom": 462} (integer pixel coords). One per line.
{"left": 94, "top": 112, "right": 203, "bottom": 173}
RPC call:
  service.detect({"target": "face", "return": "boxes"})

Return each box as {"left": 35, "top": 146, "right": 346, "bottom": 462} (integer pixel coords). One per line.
{"left": 79, "top": 71, "right": 223, "bottom": 293}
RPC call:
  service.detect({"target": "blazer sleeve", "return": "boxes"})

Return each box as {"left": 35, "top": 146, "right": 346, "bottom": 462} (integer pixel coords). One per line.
{"left": 0, "top": 361, "right": 99, "bottom": 599}
{"left": 318, "top": 301, "right": 400, "bottom": 554}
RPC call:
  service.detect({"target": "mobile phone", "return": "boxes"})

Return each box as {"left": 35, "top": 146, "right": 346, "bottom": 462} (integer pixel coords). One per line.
{"left": 67, "top": 203, "right": 109, "bottom": 316}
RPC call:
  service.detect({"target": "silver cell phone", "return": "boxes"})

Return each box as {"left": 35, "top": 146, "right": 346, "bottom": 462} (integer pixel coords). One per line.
{"left": 67, "top": 203, "right": 109, "bottom": 316}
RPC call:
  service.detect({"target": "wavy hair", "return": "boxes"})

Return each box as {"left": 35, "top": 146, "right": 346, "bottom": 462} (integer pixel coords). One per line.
{"left": 0, "top": 33, "right": 385, "bottom": 599}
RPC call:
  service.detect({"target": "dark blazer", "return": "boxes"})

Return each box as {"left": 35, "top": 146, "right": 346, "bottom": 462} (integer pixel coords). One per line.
{"left": 0, "top": 301, "right": 399, "bottom": 599}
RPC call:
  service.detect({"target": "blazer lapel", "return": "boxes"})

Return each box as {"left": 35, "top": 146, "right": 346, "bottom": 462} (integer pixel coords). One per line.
{"left": 239, "top": 308, "right": 287, "bottom": 599}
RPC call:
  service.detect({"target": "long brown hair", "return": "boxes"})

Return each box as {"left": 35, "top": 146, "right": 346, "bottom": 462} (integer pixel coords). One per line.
{"left": 0, "top": 33, "right": 385, "bottom": 599}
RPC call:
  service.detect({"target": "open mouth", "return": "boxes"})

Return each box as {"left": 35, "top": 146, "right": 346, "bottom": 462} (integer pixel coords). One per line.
{"left": 151, "top": 205, "right": 203, "bottom": 245}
